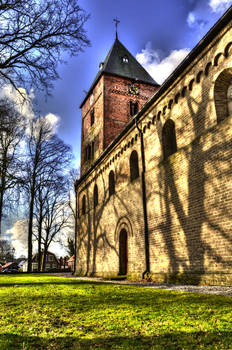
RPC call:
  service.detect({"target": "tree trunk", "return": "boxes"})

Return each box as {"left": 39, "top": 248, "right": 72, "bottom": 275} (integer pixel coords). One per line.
{"left": 27, "top": 189, "right": 35, "bottom": 272}
{"left": 38, "top": 205, "right": 43, "bottom": 272}
{"left": 0, "top": 191, "right": 3, "bottom": 236}
{"left": 42, "top": 245, "right": 48, "bottom": 272}
{"left": 42, "top": 232, "right": 49, "bottom": 272}
{"left": 0, "top": 159, "right": 7, "bottom": 236}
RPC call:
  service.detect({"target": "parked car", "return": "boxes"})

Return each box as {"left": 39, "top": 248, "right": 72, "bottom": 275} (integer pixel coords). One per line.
{"left": 2, "top": 268, "right": 19, "bottom": 274}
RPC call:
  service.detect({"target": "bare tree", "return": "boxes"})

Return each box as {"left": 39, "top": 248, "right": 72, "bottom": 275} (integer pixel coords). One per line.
{"left": 33, "top": 175, "right": 51, "bottom": 271}
{"left": 0, "top": 0, "right": 90, "bottom": 94}
{"left": 0, "top": 98, "right": 25, "bottom": 235}
{"left": 34, "top": 174, "right": 69, "bottom": 271}
{"left": 56, "top": 168, "right": 79, "bottom": 268}
{"left": 39, "top": 177, "right": 70, "bottom": 271}
{"left": 24, "top": 117, "right": 72, "bottom": 272}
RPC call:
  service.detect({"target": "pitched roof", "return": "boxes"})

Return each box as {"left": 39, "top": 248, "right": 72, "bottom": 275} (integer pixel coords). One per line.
{"left": 68, "top": 255, "right": 75, "bottom": 262}
{"left": 2, "top": 262, "right": 18, "bottom": 269}
{"left": 80, "top": 37, "right": 159, "bottom": 107}
{"left": 32, "top": 251, "right": 59, "bottom": 263}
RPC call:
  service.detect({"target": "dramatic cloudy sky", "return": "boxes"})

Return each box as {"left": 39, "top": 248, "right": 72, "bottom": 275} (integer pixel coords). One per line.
{"left": 4, "top": 0, "right": 232, "bottom": 258}
{"left": 35, "top": 0, "right": 232, "bottom": 166}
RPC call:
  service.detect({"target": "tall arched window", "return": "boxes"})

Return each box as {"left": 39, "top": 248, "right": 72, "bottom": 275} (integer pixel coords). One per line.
{"left": 130, "top": 150, "right": 139, "bottom": 182}
{"left": 162, "top": 119, "right": 177, "bottom": 159}
{"left": 82, "top": 195, "right": 86, "bottom": 215}
{"left": 93, "top": 184, "right": 98, "bottom": 208}
{"left": 214, "top": 68, "right": 232, "bottom": 123}
{"left": 109, "top": 170, "right": 115, "bottom": 197}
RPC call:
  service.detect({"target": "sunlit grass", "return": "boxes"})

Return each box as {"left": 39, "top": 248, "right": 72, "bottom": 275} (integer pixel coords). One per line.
{"left": 0, "top": 274, "right": 232, "bottom": 349}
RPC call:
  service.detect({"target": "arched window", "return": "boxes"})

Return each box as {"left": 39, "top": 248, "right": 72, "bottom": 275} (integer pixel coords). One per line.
{"left": 90, "top": 108, "right": 94, "bottom": 126}
{"left": 205, "top": 62, "right": 212, "bottom": 77}
{"left": 93, "top": 184, "right": 98, "bottom": 208}
{"left": 109, "top": 170, "right": 115, "bottom": 197}
{"left": 214, "top": 68, "right": 232, "bottom": 123}
{"left": 224, "top": 42, "right": 232, "bottom": 58}
{"left": 130, "top": 150, "right": 139, "bottom": 182}
{"left": 82, "top": 195, "right": 86, "bottom": 215}
{"left": 130, "top": 101, "right": 138, "bottom": 116}
{"left": 162, "top": 119, "right": 177, "bottom": 159}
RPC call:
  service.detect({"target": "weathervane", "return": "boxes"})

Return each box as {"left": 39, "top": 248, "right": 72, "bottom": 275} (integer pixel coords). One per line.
{"left": 113, "top": 17, "right": 120, "bottom": 39}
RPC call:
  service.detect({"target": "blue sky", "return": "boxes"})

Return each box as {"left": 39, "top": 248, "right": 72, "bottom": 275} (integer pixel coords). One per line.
{"left": 5, "top": 0, "right": 232, "bottom": 257}
{"left": 35, "top": 0, "right": 232, "bottom": 168}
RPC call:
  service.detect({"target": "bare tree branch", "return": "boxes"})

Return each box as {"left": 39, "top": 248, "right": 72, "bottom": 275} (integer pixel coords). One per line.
{"left": 0, "top": 0, "right": 90, "bottom": 94}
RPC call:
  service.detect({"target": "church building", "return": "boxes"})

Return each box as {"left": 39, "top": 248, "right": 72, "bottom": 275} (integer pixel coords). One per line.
{"left": 75, "top": 6, "right": 232, "bottom": 285}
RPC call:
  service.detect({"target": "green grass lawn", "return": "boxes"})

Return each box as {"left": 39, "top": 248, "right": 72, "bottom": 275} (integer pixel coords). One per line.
{"left": 0, "top": 274, "right": 232, "bottom": 350}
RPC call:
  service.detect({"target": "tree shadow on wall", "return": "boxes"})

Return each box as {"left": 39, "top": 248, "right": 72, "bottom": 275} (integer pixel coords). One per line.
{"left": 77, "top": 66, "right": 232, "bottom": 283}
{"left": 155, "top": 71, "right": 232, "bottom": 284}
{"left": 77, "top": 172, "right": 119, "bottom": 277}
{"left": 77, "top": 156, "right": 144, "bottom": 277}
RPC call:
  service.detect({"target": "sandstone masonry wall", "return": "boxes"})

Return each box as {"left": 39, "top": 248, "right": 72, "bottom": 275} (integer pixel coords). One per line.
{"left": 76, "top": 18, "right": 232, "bottom": 285}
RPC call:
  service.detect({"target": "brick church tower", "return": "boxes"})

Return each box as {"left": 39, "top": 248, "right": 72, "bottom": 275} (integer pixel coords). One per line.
{"left": 80, "top": 36, "right": 159, "bottom": 175}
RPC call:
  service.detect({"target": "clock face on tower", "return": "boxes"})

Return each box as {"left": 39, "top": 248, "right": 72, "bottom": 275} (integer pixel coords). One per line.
{"left": 128, "top": 84, "right": 139, "bottom": 95}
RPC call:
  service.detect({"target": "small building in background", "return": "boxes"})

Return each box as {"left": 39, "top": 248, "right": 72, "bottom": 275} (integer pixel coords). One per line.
{"left": 67, "top": 255, "right": 75, "bottom": 272}
{"left": 23, "top": 251, "right": 60, "bottom": 272}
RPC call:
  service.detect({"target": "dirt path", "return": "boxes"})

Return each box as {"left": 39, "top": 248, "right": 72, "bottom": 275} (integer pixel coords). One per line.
{"left": 47, "top": 272, "right": 232, "bottom": 297}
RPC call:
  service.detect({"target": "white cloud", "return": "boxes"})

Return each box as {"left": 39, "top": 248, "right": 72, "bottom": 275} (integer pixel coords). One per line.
{"left": 0, "top": 85, "right": 35, "bottom": 120}
{"left": 186, "top": 9, "right": 208, "bottom": 30}
{"left": 30, "top": 113, "right": 60, "bottom": 140}
{"left": 209, "top": 0, "right": 232, "bottom": 13}
{"left": 136, "top": 43, "right": 190, "bottom": 85}
{"left": 6, "top": 219, "right": 28, "bottom": 258}
{"left": 187, "top": 12, "right": 196, "bottom": 27}
{"left": 0, "top": 85, "right": 60, "bottom": 136}
{"left": 44, "top": 113, "right": 60, "bottom": 132}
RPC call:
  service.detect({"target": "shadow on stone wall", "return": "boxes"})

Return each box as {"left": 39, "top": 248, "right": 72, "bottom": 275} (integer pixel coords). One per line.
{"left": 77, "top": 68, "right": 232, "bottom": 284}
{"left": 155, "top": 73, "right": 232, "bottom": 284}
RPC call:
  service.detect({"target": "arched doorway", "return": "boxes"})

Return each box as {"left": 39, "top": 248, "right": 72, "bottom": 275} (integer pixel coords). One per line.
{"left": 119, "top": 229, "right": 128, "bottom": 275}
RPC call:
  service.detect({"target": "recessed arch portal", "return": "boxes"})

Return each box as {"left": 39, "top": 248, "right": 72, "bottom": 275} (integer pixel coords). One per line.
{"left": 119, "top": 229, "right": 128, "bottom": 275}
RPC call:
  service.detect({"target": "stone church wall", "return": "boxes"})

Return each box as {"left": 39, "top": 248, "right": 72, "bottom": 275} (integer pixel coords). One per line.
{"left": 76, "top": 17, "right": 232, "bottom": 285}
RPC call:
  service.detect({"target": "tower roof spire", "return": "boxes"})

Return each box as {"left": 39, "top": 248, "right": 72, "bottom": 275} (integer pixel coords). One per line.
{"left": 113, "top": 17, "right": 120, "bottom": 39}
{"left": 80, "top": 37, "right": 159, "bottom": 108}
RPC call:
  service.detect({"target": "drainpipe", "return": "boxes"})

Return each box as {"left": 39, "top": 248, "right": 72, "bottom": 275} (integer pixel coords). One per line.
{"left": 73, "top": 181, "right": 78, "bottom": 275}
{"left": 135, "top": 117, "right": 150, "bottom": 279}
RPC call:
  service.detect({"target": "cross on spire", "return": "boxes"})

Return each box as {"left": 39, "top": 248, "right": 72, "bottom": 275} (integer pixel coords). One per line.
{"left": 113, "top": 17, "right": 120, "bottom": 39}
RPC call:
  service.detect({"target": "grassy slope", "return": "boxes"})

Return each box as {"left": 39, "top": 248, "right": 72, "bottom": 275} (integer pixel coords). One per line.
{"left": 0, "top": 274, "right": 232, "bottom": 350}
